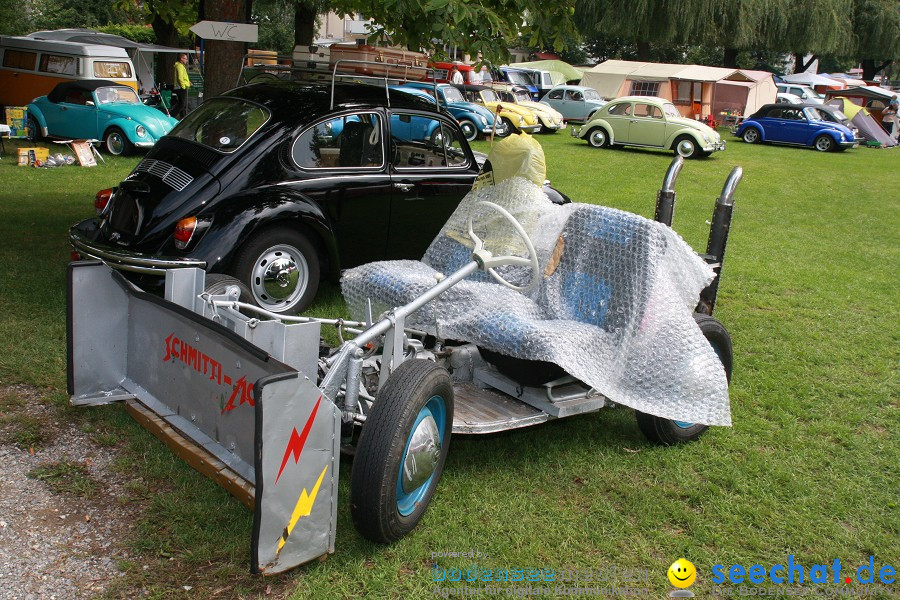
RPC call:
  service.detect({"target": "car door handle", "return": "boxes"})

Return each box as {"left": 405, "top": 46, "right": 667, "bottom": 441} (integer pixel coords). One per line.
{"left": 629, "top": 119, "right": 637, "bottom": 123}
{"left": 393, "top": 183, "right": 414, "bottom": 192}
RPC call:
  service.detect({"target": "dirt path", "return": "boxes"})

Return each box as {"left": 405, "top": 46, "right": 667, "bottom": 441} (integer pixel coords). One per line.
{"left": 0, "top": 385, "right": 139, "bottom": 599}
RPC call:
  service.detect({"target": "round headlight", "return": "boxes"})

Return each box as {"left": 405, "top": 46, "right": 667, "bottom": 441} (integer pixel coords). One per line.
{"left": 518, "top": 116, "right": 525, "bottom": 125}
{"left": 480, "top": 116, "right": 487, "bottom": 126}
{"left": 136, "top": 125, "right": 147, "bottom": 138}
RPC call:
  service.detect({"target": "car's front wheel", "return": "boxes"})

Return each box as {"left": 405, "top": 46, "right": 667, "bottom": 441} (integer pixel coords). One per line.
{"left": 814, "top": 134, "right": 835, "bottom": 152}
{"left": 587, "top": 127, "right": 610, "bottom": 148}
{"left": 231, "top": 227, "right": 320, "bottom": 314}
{"left": 673, "top": 135, "right": 700, "bottom": 159}
{"left": 104, "top": 127, "right": 133, "bottom": 156}
{"left": 742, "top": 127, "right": 761, "bottom": 144}
{"left": 26, "top": 116, "right": 42, "bottom": 142}
{"left": 350, "top": 359, "right": 453, "bottom": 543}
{"left": 499, "top": 117, "right": 516, "bottom": 136}
{"left": 457, "top": 119, "right": 478, "bottom": 142}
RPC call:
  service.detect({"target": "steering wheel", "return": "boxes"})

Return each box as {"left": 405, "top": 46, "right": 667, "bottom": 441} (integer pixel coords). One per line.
{"left": 467, "top": 200, "right": 540, "bottom": 292}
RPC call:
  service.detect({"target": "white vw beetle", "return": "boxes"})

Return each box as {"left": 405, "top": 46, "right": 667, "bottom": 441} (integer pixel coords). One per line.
{"left": 573, "top": 96, "right": 726, "bottom": 158}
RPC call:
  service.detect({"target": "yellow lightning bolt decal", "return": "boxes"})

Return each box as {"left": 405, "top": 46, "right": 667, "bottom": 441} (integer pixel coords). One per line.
{"left": 276, "top": 464, "right": 329, "bottom": 555}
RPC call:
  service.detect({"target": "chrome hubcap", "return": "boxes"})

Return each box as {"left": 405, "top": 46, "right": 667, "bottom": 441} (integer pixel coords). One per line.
{"left": 252, "top": 244, "right": 308, "bottom": 310}
{"left": 461, "top": 122, "right": 476, "bottom": 140}
{"left": 401, "top": 414, "right": 441, "bottom": 494}
{"left": 590, "top": 131, "right": 605, "bottom": 146}
{"left": 678, "top": 140, "right": 694, "bottom": 156}
{"left": 816, "top": 138, "right": 830, "bottom": 150}
{"left": 108, "top": 133, "right": 124, "bottom": 155}
{"left": 745, "top": 130, "right": 758, "bottom": 142}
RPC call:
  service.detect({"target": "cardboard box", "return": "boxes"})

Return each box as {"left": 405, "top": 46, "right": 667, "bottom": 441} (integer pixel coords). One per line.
{"left": 5, "top": 107, "right": 29, "bottom": 139}
{"left": 17, "top": 147, "right": 50, "bottom": 166}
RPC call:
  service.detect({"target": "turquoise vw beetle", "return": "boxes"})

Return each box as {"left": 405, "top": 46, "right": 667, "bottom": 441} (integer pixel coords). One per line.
{"left": 26, "top": 80, "right": 178, "bottom": 156}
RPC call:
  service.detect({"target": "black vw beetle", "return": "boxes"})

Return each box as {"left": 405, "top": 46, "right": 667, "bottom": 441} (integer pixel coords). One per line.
{"left": 70, "top": 80, "right": 568, "bottom": 313}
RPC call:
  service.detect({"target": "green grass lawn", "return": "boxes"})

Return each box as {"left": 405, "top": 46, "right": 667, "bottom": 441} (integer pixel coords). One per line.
{"left": 0, "top": 134, "right": 897, "bottom": 599}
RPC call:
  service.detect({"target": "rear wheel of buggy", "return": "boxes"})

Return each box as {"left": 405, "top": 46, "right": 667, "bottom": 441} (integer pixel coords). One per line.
{"left": 636, "top": 313, "right": 732, "bottom": 445}
{"left": 350, "top": 359, "right": 454, "bottom": 543}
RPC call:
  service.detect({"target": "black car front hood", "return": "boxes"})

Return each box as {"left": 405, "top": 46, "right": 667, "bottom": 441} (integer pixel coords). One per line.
{"left": 101, "top": 140, "right": 222, "bottom": 249}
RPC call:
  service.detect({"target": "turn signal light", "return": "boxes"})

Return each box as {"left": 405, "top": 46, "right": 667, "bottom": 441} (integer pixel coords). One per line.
{"left": 173, "top": 216, "right": 197, "bottom": 250}
{"left": 94, "top": 188, "right": 113, "bottom": 214}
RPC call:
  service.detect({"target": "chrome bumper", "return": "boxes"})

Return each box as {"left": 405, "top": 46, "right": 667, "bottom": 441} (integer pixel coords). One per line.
{"left": 708, "top": 140, "right": 727, "bottom": 152}
{"left": 518, "top": 124, "right": 542, "bottom": 134}
{"left": 69, "top": 228, "right": 206, "bottom": 275}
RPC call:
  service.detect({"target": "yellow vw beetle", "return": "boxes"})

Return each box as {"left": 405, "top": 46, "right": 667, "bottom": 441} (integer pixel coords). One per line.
{"left": 453, "top": 83, "right": 542, "bottom": 135}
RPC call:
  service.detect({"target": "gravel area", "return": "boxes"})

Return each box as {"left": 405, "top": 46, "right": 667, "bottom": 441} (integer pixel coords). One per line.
{"left": 0, "top": 385, "right": 139, "bottom": 599}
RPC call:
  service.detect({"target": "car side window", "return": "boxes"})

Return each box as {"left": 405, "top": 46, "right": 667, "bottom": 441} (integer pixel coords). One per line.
{"left": 292, "top": 113, "right": 383, "bottom": 169}
{"left": 64, "top": 89, "right": 94, "bottom": 105}
{"left": 390, "top": 113, "right": 466, "bottom": 169}
{"left": 607, "top": 102, "right": 632, "bottom": 116}
{"left": 548, "top": 89, "right": 563, "bottom": 100}
{"left": 766, "top": 108, "right": 783, "bottom": 119}
{"left": 633, "top": 103, "right": 659, "bottom": 118}
{"left": 565, "top": 90, "right": 582, "bottom": 101}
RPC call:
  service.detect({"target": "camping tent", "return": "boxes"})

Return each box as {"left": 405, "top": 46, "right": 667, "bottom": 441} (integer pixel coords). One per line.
{"left": 509, "top": 59, "right": 583, "bottom": 84}
{"left": 580, "top": 60, "right": 777, "bottom": 119}
{"left": 781, "top": 72, "right": 845, "bottom": 91}
{"left": 27, "top": 29, "right": 194, "bottom": 96}
{"left": 825, "top": 97, "right": 897, "bottom": 147}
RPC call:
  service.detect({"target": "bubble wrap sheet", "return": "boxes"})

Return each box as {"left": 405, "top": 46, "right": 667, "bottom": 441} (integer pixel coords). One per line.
{"left": 342, "top": 177, "right": 731, "bottom": 426}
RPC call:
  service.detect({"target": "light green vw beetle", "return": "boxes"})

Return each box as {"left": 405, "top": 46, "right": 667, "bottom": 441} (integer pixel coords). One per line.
{"left": 572, "top": 95, "right": 726, "bottom": 158}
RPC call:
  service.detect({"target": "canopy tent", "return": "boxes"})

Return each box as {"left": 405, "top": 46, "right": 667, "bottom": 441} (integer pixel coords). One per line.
{"left": 581, "top": 60, "right": 776, "bottom": 118}
{"left": 824, "top": 73, "right": 866, "bottom": 87}
{"left": 781, "top": 72, "right": 845, "bottom": 90}
{"left": 509, "top": 59, "right": 583, "bottom": 83}
{"left": 825, "top": 97, "right": 897, "bottom": 147}
{"left": 27, "top": 29, "right": 195, "bottom": 95}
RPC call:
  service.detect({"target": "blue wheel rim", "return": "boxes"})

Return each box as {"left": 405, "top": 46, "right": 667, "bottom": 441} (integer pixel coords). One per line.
{"left": 397, "top": 395, "right": 446, "bottom": 517}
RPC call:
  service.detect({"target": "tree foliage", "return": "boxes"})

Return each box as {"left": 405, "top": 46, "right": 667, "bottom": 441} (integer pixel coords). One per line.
{"left": 329, "top": 0, "right": 578, "bottom": 63}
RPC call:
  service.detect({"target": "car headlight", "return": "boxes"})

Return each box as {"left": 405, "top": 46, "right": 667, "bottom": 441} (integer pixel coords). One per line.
{"left": 136, "top": 125, "right": 147, "bottom": 138}
{"left": 480, "top": 116, "right": 487, "bottom": 126}
{"left": 519, "top": 116, "right": 525, "bottom": 125}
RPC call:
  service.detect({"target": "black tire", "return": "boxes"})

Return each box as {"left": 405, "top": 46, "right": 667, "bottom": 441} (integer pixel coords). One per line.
{"left": 673, "top": 135, "right": 700, "bottom": 159}
{"left": 203, "top": 273, "right": 252, "bottom": 301}
{"left": 500, "top": 117, "right": 516, "bottom": 136}
{"left": 479, "top": 348, "right": 566, "bottom": 386}
{"left": 636, "top": 313, "right": 732, "bottom": 446}
{"left": 742, "top": 127, "right": 761, "bottom": 144}
{"left": 587, "top": 126, "right": 610, "bottom": 148}
{"left": 230, "top": 226, "right": 320, "bottom": 314}
{"left": 104, "top": 127, "right": 133, "bottom": 156}
{"left": 814, "top": 134, "right": 835, "bottom": 152}
{"left": 350, "top": 360, "right": 454, "bottom": 543}
{"left": 26, "top": 116, "right": 42, "bottom": 142}
{"left": 458, "top": 119, "right": 478, "bottom": 142}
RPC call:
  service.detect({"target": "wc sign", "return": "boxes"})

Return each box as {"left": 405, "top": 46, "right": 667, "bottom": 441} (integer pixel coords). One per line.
{"left": 190, "top": 20, "right": 259, "bottom": 43}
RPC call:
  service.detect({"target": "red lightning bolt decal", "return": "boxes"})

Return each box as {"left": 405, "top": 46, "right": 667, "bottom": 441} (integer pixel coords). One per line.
{"left": 274, "top": 396, "right": 322, "bottom": 485}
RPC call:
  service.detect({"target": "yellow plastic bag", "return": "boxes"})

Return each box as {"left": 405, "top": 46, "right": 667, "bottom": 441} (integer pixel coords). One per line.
{"left": 484, "top": 133, "right": 546, "bottom": 187}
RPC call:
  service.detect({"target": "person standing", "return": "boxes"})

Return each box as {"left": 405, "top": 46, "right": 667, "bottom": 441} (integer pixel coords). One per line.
{"left": 174, "top": 54, "right": 191, "bottom": 119}
{"left": 884, "top": 94, "right": 900, "bottom": 141}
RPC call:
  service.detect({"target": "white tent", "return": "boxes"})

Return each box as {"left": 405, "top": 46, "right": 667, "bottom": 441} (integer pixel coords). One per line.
{"left": 781, "top": 72, "right": 845, "bottom": 88}
{"left": 581, "top": 60, "right": 776, "bottom": 118}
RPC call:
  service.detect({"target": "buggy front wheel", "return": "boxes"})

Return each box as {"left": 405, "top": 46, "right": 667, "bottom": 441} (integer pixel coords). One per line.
{"left": 350, "top": 360, "right": 454, "bottom": 543}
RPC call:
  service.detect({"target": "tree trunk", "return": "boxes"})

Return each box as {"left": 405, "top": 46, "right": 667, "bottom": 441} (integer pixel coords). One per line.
{"left": 636, "top": 41, "right": 650, "bottom": 61}
{"left": 793, "top": 53, "right": 818, "bottom": 74}
{"left": 152, "top": 12, "right": 181, "bottom": 88}
{"left": 861, "top": 59, "right": 892, "bottom": 82}
{"left": 294, "top": 1, "right": 317, "bottom": 47}
{"left": 204, "top": 0, "right": 248, "bottom": 98}
{"left": 723, "top": 47, "right": 738, "bottom": 68}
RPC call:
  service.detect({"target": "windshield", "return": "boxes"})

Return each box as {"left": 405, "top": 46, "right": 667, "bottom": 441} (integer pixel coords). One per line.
{"left": 513, "top": 90, "right": 531, "bottom": 102}
{"left": 805, "top": 108, "right": 824, "bottom": 121}
{"left": 442, "top": 86, "right": 465, "bottom": 103}
{"left": 96, "top": 86, "right": 140, "bottom": 105}
{"left": 170, "top": 98, "right": 269, "bottom": 152}
{"left": 505, "top": 70, "right": 534, "bottom": 87}
{"left": 662, "top": 103, "right": 680, "bottom": 118}
{"left": 584, "top": 89, "right": 603, "bottom": 101}
{"left": 480, "top": 90, "right": 500, "bottom": 103}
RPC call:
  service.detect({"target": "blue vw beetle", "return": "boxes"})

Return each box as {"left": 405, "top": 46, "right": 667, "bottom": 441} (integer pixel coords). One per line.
{"left": 26, "top": 80, "right": 178, "bottom": 156}
{"left": 733, "top": 103, "right": 857, "bottom": 152}
{"left": 401, "top": 82, "right": 506, "bottom": 140}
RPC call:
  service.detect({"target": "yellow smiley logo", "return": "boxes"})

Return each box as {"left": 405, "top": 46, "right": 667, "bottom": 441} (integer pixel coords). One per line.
{"left": 668, "top": 558, "right": 697, "bottom": 588}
